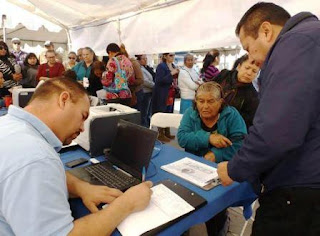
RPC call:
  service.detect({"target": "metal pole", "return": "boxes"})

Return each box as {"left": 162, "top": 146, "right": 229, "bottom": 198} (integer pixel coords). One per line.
{"left": 2, "top": 15, "right": 6, "bottom": 42}
{"left": 65, "top": 28, "right": 72, "bottom": 52}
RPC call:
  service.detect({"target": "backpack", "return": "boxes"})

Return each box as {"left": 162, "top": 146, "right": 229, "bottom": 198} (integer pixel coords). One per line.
{"left": 105, "top": 57, "right": 129, "bottom": 93}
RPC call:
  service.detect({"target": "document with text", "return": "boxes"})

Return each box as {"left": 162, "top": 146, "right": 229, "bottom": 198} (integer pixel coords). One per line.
{"left": 117, "top": 183, "right": 195, "bottom": 236}
{"left": 161, "top": 157, "right": 219, "bottom": 188}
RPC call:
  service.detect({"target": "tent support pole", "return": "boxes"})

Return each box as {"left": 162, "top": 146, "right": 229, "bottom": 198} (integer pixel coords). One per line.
{"left": 65, "top": 28, "right": 72, "bottom": 52}
{"left": 117, "top": 19, "right": 122, "bottom": 44}
{"left": 1, "top": 15, "right": 6, "bottom": 42}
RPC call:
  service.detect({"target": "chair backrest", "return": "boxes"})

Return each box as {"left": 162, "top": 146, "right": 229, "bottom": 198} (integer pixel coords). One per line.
{"left": 150, "top": 113, "right": 183, "bottom": 129}
{"left": 89, "top": 96, "right": 99, "bottom": 106}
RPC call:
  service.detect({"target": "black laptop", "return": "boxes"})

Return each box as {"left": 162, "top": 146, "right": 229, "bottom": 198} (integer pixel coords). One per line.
{"left": 67, "top": 120, "right": 158, "bottom": 191}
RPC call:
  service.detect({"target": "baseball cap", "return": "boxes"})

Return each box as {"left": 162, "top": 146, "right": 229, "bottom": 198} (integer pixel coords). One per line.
{"left": 44, "top": 40, "right": 53, "bottom": 47}
{"left": 11, "top": 38, "right": 21, "bottom": 44}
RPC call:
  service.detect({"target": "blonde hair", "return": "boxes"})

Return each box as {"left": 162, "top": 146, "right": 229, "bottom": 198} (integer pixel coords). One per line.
{"left": 120, "top": 43, "right": 129, "bottom": 57}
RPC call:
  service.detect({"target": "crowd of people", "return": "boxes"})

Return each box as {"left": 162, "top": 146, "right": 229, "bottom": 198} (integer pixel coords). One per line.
{"left": 0, "top": 1, "right": 319, "bottom": 235}
{"left": 0, "top": 36, "right": 260, "bottom": 139}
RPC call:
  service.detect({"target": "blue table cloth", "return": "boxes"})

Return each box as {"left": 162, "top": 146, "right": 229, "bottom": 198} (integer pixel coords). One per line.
{"left": 60, "top": 143, "right": 257, "bottom": 236}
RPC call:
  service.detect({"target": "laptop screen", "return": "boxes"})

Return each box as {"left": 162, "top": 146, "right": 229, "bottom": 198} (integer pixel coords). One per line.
{"left": 108, "top": 120, "right": 158, "bottom": 178}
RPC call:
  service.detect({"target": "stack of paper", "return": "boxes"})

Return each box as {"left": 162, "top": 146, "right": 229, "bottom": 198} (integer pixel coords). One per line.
{"left": 117, "top": 184, "right": 195, "bottom": 236}
{"left": 161, "top": 157, "right": 220, "bottom": 188}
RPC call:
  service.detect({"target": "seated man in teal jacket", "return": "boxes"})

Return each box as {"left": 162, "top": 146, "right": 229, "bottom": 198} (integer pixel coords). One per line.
{"left": 178, "top": 82, "right": 247, "bottom": 163}
{"left": 177, "top": 82, "right": 247, "bottom": 235}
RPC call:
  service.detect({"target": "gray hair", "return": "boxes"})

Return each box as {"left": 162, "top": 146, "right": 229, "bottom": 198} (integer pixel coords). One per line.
{"left": 184, "top": 53, "right": 194, "bottom": 63}
{"left": 195, "top": 82, "right": 223, "bottom": 101}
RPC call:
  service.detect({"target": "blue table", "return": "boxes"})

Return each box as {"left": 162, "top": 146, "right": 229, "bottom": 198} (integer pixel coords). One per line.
{"left": 60, "top": 144, "right": 257, "bottom": 236}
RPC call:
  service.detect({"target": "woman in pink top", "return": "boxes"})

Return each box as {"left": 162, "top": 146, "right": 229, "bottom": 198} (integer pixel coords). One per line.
{"left": 102, "top": 43, "right": 135, "bottom": 106}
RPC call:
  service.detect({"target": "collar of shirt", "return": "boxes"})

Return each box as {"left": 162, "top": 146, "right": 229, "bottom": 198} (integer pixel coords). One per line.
{"left": 8, "top": 106, "right": 62, "bottom": 152}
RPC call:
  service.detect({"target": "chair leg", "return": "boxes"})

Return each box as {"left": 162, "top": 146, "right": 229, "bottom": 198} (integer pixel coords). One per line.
{"left": 158, "top": 128, "right": 170, "bottom": 143}
{"left": 164, "top": 127, "right": 175, "bottom": 139}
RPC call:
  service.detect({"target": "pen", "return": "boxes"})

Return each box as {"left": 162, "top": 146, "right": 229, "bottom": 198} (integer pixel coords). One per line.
{"left": 142, "top": 166, "right": 146, "bottom": 182}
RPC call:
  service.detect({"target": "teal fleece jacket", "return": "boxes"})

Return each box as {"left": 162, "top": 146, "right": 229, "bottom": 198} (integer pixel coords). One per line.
{"left": 177, "top": 106, "right": 247, "bottom": 163}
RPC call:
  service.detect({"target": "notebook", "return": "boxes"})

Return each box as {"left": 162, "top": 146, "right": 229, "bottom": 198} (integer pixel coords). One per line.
{"left": 67, "top": 120, "right": 158, "bottom": 191}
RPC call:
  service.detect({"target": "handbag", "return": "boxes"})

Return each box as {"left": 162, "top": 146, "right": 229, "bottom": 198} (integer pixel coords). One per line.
{"left": 105, "top": 57, "right": 129, "bottom": 93}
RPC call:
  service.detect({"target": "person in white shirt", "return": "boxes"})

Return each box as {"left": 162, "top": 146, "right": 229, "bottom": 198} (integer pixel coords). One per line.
{"left": 178, "top": 54, "right": 202, "bottom": 114}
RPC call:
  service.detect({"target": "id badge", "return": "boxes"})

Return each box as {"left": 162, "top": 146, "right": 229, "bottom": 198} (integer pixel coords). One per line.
{"left": 83, "top": 77, "right": 89, "bottom": 88}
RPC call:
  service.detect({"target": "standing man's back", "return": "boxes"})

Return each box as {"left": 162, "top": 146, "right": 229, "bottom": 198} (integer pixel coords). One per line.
{"left": 217, "top": 2, "right": 320, "bottom": 235}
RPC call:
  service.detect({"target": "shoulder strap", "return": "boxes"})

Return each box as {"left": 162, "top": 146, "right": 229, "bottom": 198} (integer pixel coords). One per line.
{"left": 113, "top": 57, "right": 122, "bottom": 73}
{"left": 181, "top": 67, "right": 197, "bottom": 83}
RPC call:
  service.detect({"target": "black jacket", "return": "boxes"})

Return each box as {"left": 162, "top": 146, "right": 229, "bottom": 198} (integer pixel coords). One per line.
{"left": 215, "top": 69, "right": 259, "bottom": 129}
{"left": 88, "top": 74, "right": 103, "bottom": 96}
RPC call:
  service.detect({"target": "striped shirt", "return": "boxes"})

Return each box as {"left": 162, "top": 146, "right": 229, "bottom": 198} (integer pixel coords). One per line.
{"left": 201, "top": 65, "right": 220, "bottom": 82}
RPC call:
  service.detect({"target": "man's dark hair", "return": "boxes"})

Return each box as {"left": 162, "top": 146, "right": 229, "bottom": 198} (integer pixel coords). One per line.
{"left": 62, "top": 70, "right": 77, "bottom": 81}
{"left": 106, "top": 43, "right": 120, "bottom": 54}
{"left": 30, "top": 77, "right": 88, "bottom": 103}
{"left": 235, "top": 2, "right": 290, "bottom": 38}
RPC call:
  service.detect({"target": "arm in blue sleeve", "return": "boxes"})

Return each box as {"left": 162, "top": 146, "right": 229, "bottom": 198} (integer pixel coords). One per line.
{"left": 228, "top": 34, "right": 320, "bottom": 183}
{"left": 212, "top": 107, "right": 247, "bottom": 163}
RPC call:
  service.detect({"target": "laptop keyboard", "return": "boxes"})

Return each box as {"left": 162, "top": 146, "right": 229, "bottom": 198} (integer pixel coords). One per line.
{"left": 84, "top": 164, "right": 139, "bottom": 189}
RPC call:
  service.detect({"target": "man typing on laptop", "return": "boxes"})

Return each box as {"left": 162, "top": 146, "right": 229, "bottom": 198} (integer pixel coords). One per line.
{"left": 0, "top": 77, "right": 152, "bottom": 236}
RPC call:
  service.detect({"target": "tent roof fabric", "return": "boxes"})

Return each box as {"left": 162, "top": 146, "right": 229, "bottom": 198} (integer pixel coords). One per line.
{"left": 3, "top": 0, "right": 320, "bottom": 54}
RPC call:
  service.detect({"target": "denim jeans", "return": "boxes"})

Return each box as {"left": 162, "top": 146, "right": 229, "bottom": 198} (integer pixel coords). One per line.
{"left": 140, "top": 92, "right": 152, "bottom": 127}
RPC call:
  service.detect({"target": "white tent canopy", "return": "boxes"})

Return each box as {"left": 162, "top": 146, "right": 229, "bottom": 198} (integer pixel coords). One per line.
{"left": 3, "top": 0, "right": 320, "bottom": 55}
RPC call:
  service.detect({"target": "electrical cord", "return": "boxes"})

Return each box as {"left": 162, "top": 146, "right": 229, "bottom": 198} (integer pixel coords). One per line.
{"left": 151, "top": 139, "right": 162, "bottom": 159}
{"left": 146, "top": 160, "right": 158, "bottom": 179}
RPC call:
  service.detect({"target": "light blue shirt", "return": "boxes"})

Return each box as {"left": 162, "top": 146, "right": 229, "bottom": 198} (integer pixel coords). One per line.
{"left": 0, "top": 106, "right": 74, "bottom": 236}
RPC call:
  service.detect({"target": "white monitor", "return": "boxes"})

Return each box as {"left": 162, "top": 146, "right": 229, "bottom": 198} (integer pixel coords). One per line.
{"left": 12, "top": 88, "right": 35, "bottom": 108}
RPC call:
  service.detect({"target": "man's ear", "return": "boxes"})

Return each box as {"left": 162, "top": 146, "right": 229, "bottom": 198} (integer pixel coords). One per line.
{"left": 259, "top": 21, "right": 273, "bottom": 42}
{"left": 58, "top": 91, "right": 71, "bottom": 109}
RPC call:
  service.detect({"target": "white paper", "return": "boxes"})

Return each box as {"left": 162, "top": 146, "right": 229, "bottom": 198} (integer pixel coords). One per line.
{"left": 117, "top": 184, "right": 195, "bottom": 236}
{"left": 161, "top": 157, "right": 219, "bottom": 187}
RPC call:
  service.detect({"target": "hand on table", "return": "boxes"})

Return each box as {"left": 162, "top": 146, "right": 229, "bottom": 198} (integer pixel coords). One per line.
{"left": 209, "top": 134, "right": 232, "bottom": 148}
{"left": 204, "top": 151, "right": 216, "bottom": 162}
{"left": 79, "top": 183, "right": 123, "bottom": 213}
{"left": 217, "top": 161, "right": 234, "bottom": 186}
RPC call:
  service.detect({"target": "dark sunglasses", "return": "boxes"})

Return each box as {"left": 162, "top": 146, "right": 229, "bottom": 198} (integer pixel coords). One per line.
{"left": 0, "top": 46, "right": 6, "bottom": 50}
{"left": 13, "top": 42, "right": 21, "bottom": 45}
{"left": 68, "top": 57, "right": 76, "bottom": 60}
{"left": 168, "top": 54, "right": 175, "bottom": 57}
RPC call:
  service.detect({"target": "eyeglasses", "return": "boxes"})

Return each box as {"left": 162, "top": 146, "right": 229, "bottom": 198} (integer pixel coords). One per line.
{"left": 0, "top": 46, "right": 6, "bottom": 50}
{"left": 168, "top": 54, "right": 175, "bottom": 57}
{"left": 13, "top": 42, "right": 20, "bottom": 45}
{"left": 68, "top": 57, "right": 76, "bottom": 60}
